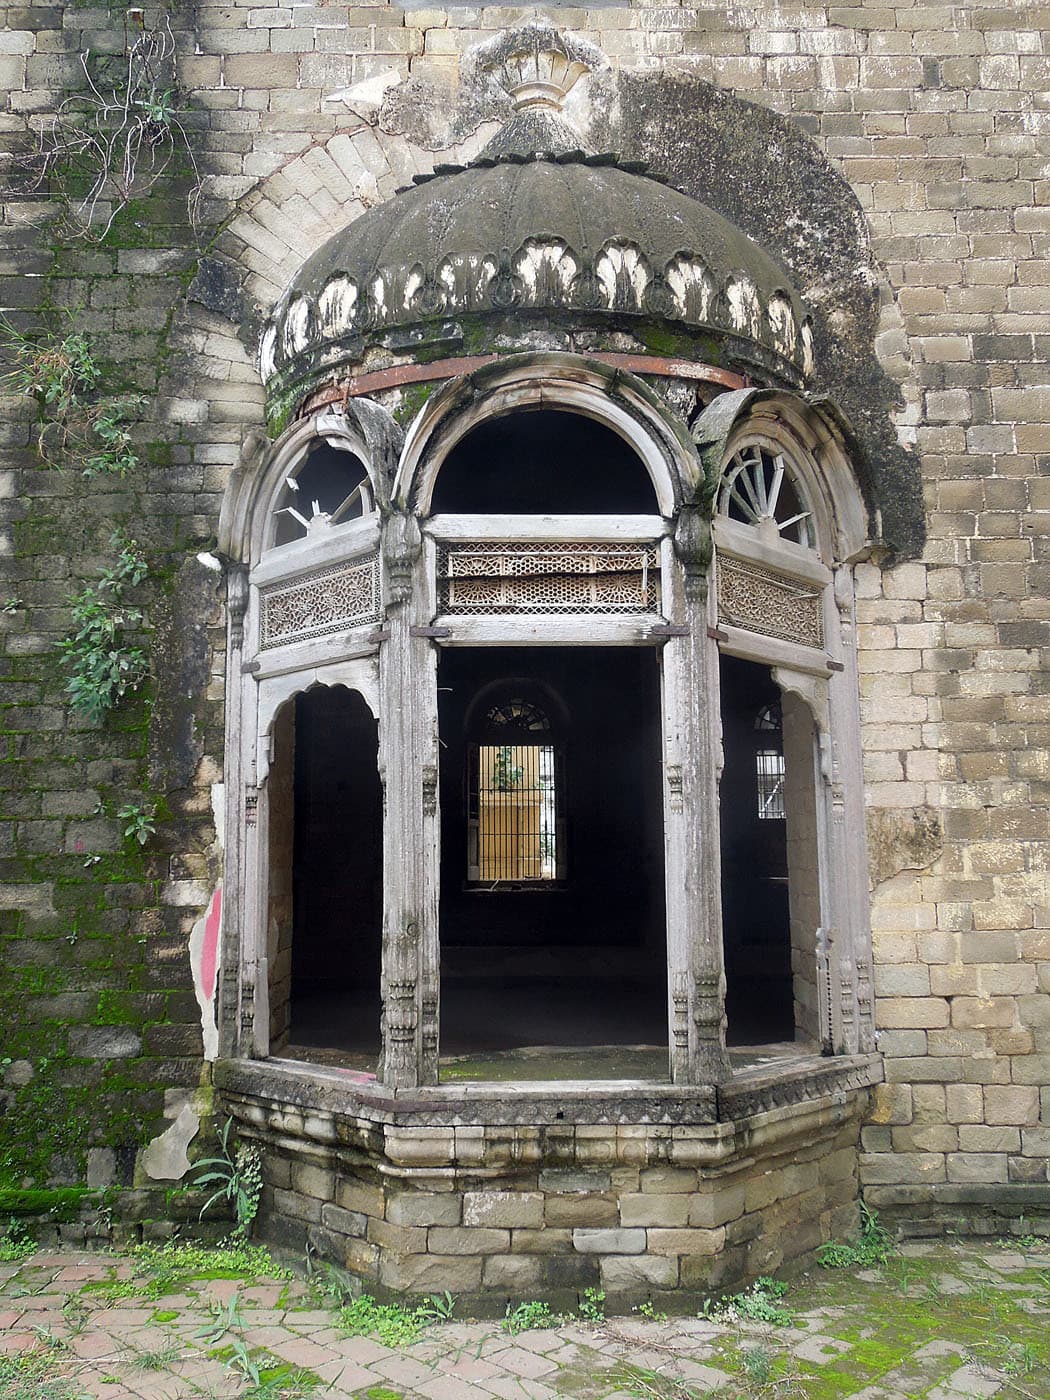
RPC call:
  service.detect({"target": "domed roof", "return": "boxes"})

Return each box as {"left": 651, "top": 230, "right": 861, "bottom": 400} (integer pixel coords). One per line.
{"left": 260, "top": 32, "right": 814, "bottom": 395}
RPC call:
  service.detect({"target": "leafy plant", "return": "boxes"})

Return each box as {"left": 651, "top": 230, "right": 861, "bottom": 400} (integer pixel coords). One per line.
{"left": 0, "top": 1220, "right": 36, "bottom": 1262}
{"left": 193, "top": 1118, "right": 264, "bottom": 1241}
{"left": 337, "top": 1294, "right": 438, "bottom": 1347}
{"left": 83, "top": 394, "right": 148, "bottom": 477}
{"left": 195, "top": 1293, "right": 245, "bottom": 1344}
{"left": 700, "top": 1276, "right": 793, "bottom": 1327}
{"left": 579, "top": 1286, "right": 606, "bottom": 1323}
{"left": 227, "top": 1336, "right": 261, "bottom": 1386}
{"left": 0, "top": 314, "right": 101, "bottom": 412}
{"left": 503, "top": 1299, "right": 555, "bottom": 1334}
{"left": 817, "top": 1202, "right": 893, "bottom": 1270}
{"left": 0, "top": 317, "right": 146, "bottom": 476}
{"left": 635, "top": 1299, "right": 668, "bottom": 1322}
{"left": 125, "top": 1238, "right": 288, "bottom": 1299}
{"left": 59, "top": 534, "right": 149, "bottom": 721}
{"left": 417, "top": 1290, "right": 455, "bottom": 1322}
{"left": 117, "top": 800, "right": 157, "bottom": 846}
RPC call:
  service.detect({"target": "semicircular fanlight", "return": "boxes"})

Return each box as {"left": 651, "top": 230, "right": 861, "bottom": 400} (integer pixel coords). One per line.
{"left": 719, "top": 445, "right": 815, "bottom": 549}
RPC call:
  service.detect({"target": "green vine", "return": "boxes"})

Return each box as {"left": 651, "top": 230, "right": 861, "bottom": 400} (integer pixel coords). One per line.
{"left": 59, "top": 534, "right": 150, "bottom": 722}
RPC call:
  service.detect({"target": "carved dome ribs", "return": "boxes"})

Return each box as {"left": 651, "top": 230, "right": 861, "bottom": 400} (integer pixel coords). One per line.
{"left": 261, "top": 154, "right": 815, "bottom": 390}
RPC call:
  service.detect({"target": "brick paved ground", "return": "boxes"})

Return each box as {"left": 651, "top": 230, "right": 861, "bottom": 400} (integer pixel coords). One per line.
{"left": 1, "top": 1237, "right": 1048, "bottom": 1398}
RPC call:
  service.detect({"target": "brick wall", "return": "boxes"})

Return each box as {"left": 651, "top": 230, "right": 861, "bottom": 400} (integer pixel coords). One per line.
{"left": 1, "top": 1, "right": 1047, "bottom": 1228}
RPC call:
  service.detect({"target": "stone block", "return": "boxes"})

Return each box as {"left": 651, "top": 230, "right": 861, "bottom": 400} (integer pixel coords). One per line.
{"left": 958, "top": 1126, "right": 1021, "bottom": 1153}
{"left": 367, "top": 1218, "right": 428, "bottom": 1254}
{"left": 510, "top": 1228, "right": 574, "bottom": 1254}
{"left": 336, "top": 1177, "right": 385, "bottom": 1218}
{"left": 638, "top": 1166, "right": 698, "bottom": 1193}
{"left": 985, "top": 1085, "right": 1040, "bottom": 1125}
{"left": 868, "top": 1083, "right": 914, "bottom": 1125}
{"left": 646, "top": 1227, "right": 726, "bottom": 1256}
{"left": 272, "top": 1188, "right": 322, "bottom": 1224}
{"left": 320, "top": 1203, "right": 367, "bottom": 1238}
{"left": 387, "top": 1192, "right": 461, "bottom": 1227}
{"left": 463, "top": 1190, "right": 544, "bottom": 1228}
{"left": 290, "top": 1162, "right": 335, "bottom": 1201}
{"left": 378, "top": 1253, "right": 483, "bottom": 1293}
{"left": 600, "top": 1254, "right": 678, "bottom": 1289}
{"left": 481, "top": 1253, "right": 545, "bottom": 1288}
{"left": 946, "top": 1153, "right": 1009, "bottom": 1183}
{"left": 951, "top": 997, "right": 1016, "bottom": 1029}
{"left": 619, "top": 1193, "right": 689, "bottom": 1228}
{"left": 538, "top": 1168, "right": 611, "bottom": 1192}
{"left": 688, "top": 1186, "right": 747, "bottom": 1228}
{"left": 427, "top": 1227, "right": 510, "bottom": 1255}
{"left": 544, "top": 1193, "right": 618, "bottom": 1227}
{"left": 573, "top": 1227, "right": 646, "bottom": 1254}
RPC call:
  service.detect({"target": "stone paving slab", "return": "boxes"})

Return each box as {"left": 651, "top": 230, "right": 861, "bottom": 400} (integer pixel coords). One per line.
{"left": 0, "top": 1238, "right": 1048, "bottom": 1398}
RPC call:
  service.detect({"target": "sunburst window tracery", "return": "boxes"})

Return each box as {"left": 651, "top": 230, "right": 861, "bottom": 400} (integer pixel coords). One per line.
{"left": 719, "top": 444, "right": 815, "bottom": 549}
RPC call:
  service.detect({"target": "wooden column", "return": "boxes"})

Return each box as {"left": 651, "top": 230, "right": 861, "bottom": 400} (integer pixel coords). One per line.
{"left": 665, "top": 514, "right": 731, "bottom": 1085}
{"left": 378, "top": 512, "right": 441, "bottom": 1088}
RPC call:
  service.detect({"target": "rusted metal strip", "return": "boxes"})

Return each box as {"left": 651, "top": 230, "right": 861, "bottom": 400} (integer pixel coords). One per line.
{"left": 650, "top": 623, "right": 691, "bottom": 638}
{"left": 299, "top": 353, "right": 747, "bottom": 416}
{"left": 706, "top": 625, "right": 729, "bottom": 642}
{"left": 410, "top": 625, "right": 452, "bottom": 638}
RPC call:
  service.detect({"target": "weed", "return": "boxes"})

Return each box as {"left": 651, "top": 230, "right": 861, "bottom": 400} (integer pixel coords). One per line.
{"left": 227, "top": 1336, "right": 261, "bottom": 1385}
{"left": 337, "top": 1294, "right": 437, "bottom": 1347}
{"left": 816, "top": 1202, "right": 893, "bottom": 1270}
{"left": 125, "top": 1237, "right": 288, "bottom": 1298}
{"left": 579, "top": 1286, "right": 607, "bottom": 1323}
{"left": 503, "top": 1299, "right": 555, "bottom": 1334}
{"left": 117, "top": 800, "right": 157, "bottom": 846}
{"left": 615, "top": 1363, "right": 701, "bottom": 1399}
{"left": 0, "top": 1343, "right": 85, "bottom": 1400}
{"left": 194, "top": 1117, "right": 264, "bottom": 1240}
{"left": 0, "top": 1221, "right": 36, "bottom": 1262}
{"left": 195, "top": 1292, "right": 245, "bottom": 1344}
{"left": 129, "top": 1341, "right": 182, "bottom": 1370}
{"left": 60, "top": 533, "right": 149, "bottom": 721}
{"left": 416, "top": 1290, "right": 455, "bottom": 1322}
{"left": 741, "top": 1345, "right": 773, "bottom": 1383}
{"left": 701, "top": 1276, "right": 794, "bottom": 1327}
{"left": 22, "top": 14, "right": 201, "bottom": 239}
{"left": 0, "top": 313, "right": 101, "bottom": 412}
{"left": 635, "top": 1299, "right": 668, "bottom": 1322}
{"left": 2, "top": 596, "right": 24, "bottom": 614}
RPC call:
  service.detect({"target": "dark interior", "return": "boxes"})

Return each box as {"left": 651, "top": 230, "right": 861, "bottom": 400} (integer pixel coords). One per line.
{"left": 719, "top": 653, "right": 794, "bottom": 1043}
{"left": 287, "top": 685, "right": 383, "bottom": 1057}
{"left": 273, "top": 442, "right": 371, "bottom": 545}
{"left": 437, "top": 646, "right": 667, "bottom": 1065}
{"left": 430, "top": 408, "right": 659, "bottom": 514}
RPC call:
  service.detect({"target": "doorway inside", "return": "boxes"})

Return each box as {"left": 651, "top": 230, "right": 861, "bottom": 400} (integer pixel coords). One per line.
{"left": 438, "top": 646, "right": 667, "bottom": 1080}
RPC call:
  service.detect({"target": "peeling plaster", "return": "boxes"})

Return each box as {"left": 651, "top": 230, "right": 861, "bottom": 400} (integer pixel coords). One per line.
{"left": 189, "top": 886, "right": 222, "bottom": 1061}
{"left": 140, "top": 1100, "right": 201, "bottom": 1182}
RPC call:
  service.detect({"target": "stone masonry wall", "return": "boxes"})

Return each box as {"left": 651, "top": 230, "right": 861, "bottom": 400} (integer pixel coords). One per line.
{"left": 242, "top": 1107, "right": 865, "bottom": 1307}
{"left": 0, "top": 0, "right": 1047, "bottom": 1235}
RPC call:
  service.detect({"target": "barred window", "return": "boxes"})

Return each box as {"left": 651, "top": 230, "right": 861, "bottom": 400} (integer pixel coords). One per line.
{"left": 467, "top": 700, "right": 564, "bottom": 884}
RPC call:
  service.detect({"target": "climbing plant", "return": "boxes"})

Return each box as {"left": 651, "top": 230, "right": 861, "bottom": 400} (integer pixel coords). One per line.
{"left": 59, "top": 534, "right": 150, "bottom": 722}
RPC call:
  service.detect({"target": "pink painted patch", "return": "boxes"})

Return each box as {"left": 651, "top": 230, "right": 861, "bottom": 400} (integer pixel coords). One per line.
{"left": 200, "top": 886, "right": 221, "bottom": 1002}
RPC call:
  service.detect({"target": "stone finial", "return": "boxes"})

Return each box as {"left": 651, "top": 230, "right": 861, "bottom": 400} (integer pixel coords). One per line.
{"left": 475, "top": 21, "right": 602, "bottom": 114}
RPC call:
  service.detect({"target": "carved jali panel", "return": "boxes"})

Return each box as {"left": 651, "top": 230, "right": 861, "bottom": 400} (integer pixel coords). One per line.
{"left": 717, "top": 555, "right": 824, "bottom": 648}
{"left": 439, "top": 542, "right": 659, "bottom": 615}
{"left": 260, "top": 554, "right": 381, "bottom": 648}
